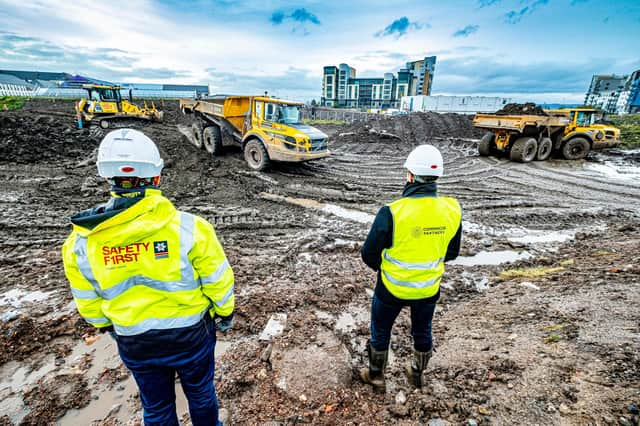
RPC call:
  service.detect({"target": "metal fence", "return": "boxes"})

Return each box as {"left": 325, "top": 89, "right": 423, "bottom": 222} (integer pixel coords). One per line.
{"left": 301, "top": 107, "right": 387, "bottom": 123}
{"left": 0, "top": 86, "right": 198, "bottom": 99}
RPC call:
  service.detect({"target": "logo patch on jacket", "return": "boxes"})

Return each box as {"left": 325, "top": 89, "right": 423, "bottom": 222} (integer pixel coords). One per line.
{"left": 154, "top": 241, "right": 169, "bottom": 259}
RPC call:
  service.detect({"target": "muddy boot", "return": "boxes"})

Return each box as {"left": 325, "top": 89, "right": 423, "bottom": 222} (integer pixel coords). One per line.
{"left": 405, "top": 349, "right": 432, "bottom": 388}
{"left": 359, "top": 342, "right": 388, "bottom": 393}
{"left": 218, "top": 408, "right": 231, "bottom": 426}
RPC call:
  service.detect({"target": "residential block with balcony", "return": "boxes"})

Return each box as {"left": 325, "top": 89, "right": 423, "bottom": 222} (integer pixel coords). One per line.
{"left": 321, "top": 56, "right": 436, "bottom": 109}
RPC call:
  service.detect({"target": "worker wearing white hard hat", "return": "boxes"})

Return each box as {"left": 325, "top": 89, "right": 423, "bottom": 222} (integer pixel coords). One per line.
{"left": 62, "top": 129, "right": 232, "bottom": 425}
{"left": 360, "top": 144, "right": 462, "bottom": 392}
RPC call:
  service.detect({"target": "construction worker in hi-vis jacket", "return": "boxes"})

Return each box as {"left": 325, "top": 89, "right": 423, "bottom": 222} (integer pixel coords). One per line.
{"left": 360, "top": 144, "right": 462, "bottom": 392}
{"left": 62, "top": 128, "right": 233, "bottom": 425}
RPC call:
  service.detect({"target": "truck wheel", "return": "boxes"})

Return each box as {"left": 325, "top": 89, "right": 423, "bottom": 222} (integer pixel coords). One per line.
{"left": 562, "top": 137, "right": 590, "bottom": 160}
{"left": 510, "top": 137, "right": 537, "bottom": 163}
{"left": 191, "top": 122, "right": 203, "bottom": 149}
{"left": 536, "top": 137, "right": 553, "bottom": 161}
{"left": 478, "top": 133, "right": 495, "bottom": 157}
{"left": 244, "top": 139, "right": 271, "bottom": 171}
{"left": 203, "top": 126, "right": 223, "bottom": 155}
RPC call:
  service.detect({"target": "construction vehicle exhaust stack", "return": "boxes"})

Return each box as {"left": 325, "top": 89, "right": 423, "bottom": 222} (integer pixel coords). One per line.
{"left": 180, "top": 96, "right": 329, "bottom": 170}
{"left": 76, "top": 84, "right": 164, "bottom": 129}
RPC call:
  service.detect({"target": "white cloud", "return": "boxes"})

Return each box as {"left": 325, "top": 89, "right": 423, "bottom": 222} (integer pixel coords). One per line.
{"left": 1, "top": 0, "right": 638, "bottom": 103}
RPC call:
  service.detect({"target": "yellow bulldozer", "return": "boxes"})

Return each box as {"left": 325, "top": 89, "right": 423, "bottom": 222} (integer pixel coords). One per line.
{"left": 75, "top": 84, "right": 163, "bottom": 129}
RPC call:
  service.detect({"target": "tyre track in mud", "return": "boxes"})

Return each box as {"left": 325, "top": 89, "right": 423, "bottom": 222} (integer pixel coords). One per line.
{"left": 1, "top": 100, "right": 639, "bottom": 425}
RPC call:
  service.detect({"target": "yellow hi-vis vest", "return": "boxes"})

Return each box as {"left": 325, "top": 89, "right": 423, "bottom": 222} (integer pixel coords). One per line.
{"left": 62, "top": 189, "right": 234, "bottom": 336}
{"left": 380, "top": 196, "right": 461, "bottom": 300}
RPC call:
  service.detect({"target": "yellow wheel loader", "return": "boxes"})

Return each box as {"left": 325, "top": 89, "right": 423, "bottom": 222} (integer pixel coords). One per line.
{"left": 474, "top": 107, "right": 620, "bottom": 162}
{"left": 75, "top": 84, "right": 163, "bottom": 129}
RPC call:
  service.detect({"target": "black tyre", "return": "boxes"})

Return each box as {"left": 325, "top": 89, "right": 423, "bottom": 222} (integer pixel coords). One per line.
{"left": 191, "top": 122, "right": 203, "bottom": 149}
{"left": 203, "top": 126, "right": 223, "bottom": 155}
{"left": 244, "top": 139, "right": 271, "bottom": 171}
{"left": 478, "top": 133, "right": 495, "bottom": 157}
{"left": 510, "top": 137, "right": 537, "bottom": 163}
{"left": 536, "top": 137, "right": 553, "bottom": 161}
{"left": 561, "top": 137, "right": 590, "bottom": 160}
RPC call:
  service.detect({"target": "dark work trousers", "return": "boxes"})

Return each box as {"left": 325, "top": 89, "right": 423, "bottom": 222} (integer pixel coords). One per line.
{"left": 115, "top": 316, "right": 221, "bottom": 426}
{"left": 369, "top": 293, "right": 437, "bottom": 352}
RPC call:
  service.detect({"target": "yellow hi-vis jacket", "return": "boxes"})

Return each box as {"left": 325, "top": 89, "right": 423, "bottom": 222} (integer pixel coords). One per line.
{"left": 380, "top": 196, "right": 461, "bottom": 300}
{"left": 62, "top": 189, "right": 234, "bottom": 336}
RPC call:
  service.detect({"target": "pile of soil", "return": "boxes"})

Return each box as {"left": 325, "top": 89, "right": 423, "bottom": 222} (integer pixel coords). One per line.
{"left": 330, "top": 112, "right": 484, "bottom": 154}
{"left": 496, "top": 102, "right": 548, "bottom": 116}
{"left": 0, "top": 113, "right": 100, "bottom": 164}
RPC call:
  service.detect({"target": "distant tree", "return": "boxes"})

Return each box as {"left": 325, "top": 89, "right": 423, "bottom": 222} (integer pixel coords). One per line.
{"left": 310, "top": 99, "right": 317, "bottom": 106}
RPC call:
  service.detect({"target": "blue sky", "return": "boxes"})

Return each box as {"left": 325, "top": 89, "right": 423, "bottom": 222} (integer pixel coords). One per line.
{"left": 0, "top": 0, "right": 639, "bottom": 103}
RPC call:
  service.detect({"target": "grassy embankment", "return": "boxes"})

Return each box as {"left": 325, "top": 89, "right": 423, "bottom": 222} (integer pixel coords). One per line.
{"left": 0, "top": 96, "right": 26, "bottom": 111}
{"left": 610, "top": 114, "right": 640, "bottom": 149}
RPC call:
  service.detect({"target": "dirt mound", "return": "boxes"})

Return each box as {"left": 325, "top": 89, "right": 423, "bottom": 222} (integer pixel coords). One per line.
{"left": 0, "top": 112, "right": 100, "bottom": 164}
{"left": 329, "top": 112, "right": 484, "bottom": 154}
{"left": 496, "top": 103, "right": 548, "bottom": 116}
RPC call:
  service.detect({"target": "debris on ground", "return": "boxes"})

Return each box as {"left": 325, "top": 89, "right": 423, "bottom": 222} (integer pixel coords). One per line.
{"left": 0, "top": 99, "right": 639, "bottom": 425}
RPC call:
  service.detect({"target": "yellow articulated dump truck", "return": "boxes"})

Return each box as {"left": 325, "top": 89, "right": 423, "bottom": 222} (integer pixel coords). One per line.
{"left": 179, "top": 96, "right": 329, "bottom": 170}
{"left": 76, "top": 84, "right": 163, "bottom": 129}
{"left": 474, "top": 107, "right": 620, "bottom": 163}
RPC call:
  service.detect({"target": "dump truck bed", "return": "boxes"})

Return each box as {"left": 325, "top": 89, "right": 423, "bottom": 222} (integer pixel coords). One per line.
{"left": 181, "top": 96, "right": 305, "bottom": 136}
{"left": 473, "top": 113, "right": 570, "bottom": 132}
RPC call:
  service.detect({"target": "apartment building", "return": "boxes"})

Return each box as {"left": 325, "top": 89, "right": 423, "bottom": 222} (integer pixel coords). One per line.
{"left": 322, "top": 56, "right": 436, "bottom": 109}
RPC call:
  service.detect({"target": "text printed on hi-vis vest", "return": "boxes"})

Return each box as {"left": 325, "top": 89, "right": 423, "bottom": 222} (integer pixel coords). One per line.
{"left": 102, "top": 242, "right": 150, "bottom": 265}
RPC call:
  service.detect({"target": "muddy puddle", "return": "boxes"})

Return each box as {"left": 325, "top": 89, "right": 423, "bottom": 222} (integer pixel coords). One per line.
{"left": 507, "top": 230, "right": 574, "bottom": 244}
{"left": 584, "top": 161, "right": 640, "bottom": 182}
{"left": 261, "top": 193, "right": 375, "bottom": 224}
{"left": 0, "top": 288, "right": 52, "bottom": 308}
{"left": 1, "top": 332, "right": 233, "bottom": 425}
{"left": 584, "top": 150, "right": 640, "bottom": 182}
{"left": 316, "top": 304, "right": 369, "bottom": 334}
{"left": 450, "top": 250, "right": 532, "bottom": 266}
{"left": 60, "top": 336, "right": 233, "bottom": 425}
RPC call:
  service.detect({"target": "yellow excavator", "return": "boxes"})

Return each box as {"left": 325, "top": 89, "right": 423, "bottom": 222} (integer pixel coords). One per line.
{"left": 75, "top": 84, "right": 163, "bottom": 129}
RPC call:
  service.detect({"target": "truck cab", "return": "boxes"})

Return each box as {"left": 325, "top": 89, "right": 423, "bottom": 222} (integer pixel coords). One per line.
{"left": 559, "top": 108, "right": 620, "bottom": 149}
{"left": 249, "top": 97, "right": 328, "bottom": 156}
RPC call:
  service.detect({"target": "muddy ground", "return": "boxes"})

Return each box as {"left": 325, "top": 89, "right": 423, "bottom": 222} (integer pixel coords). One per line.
{"left": 0, "top": 99, "right": 639, "bottom": 425}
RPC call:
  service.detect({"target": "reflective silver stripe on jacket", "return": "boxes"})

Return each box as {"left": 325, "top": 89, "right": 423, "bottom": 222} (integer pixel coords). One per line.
{"left": 383, "top": 252, "right": 444, "bottom": 270}
{"left": 201, "top": 259, "right": 230, "bottom": 284}
{"left": 180, "top": 212, "right": 195, "bottom": 282}
{"left": 74, "top": 212, "right": 198, "bottom": 301}
{"left": 84, "top": 316, "right": 110, "bottom": 325}
{"left": 73, "top": 235, "right": 103, "bottom": 297}
{"left": 213, "top": 285, "right": 234, "bottom": 308}
{"left": 382, "top": 270, "right": 442, "bottom": 289}
{"left": 71, "top": 287, "right": 101, "bottom": 300}
{"left": 101, "top": 276, "right": 200, "bottom": 300}
{"left": 113, "top": 308, "right": 208, "bottom": 336}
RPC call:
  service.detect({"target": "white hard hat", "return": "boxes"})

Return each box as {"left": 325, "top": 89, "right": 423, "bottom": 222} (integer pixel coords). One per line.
{"left": 97, "top": 129, "right": 164, "bottom": 178}
{"left": 403, "top": 145, "right": 444, "bottom": 177}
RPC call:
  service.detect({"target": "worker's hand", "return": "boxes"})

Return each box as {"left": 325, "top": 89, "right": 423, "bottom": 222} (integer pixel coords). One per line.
{"left": 98, "top": 325, "right": 116, "bottom": 339}
{"left": 215, "top": 314, "right": 233, "bottom": 333}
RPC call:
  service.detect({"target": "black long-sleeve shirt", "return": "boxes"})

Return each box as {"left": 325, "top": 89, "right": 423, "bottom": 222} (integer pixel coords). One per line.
{"left": 361, "top": 182, "right": 462, "bottom": 304}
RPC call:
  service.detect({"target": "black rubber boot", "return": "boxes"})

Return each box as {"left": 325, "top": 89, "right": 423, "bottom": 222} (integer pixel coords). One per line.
{"left": 359, "top": 341, "right": 388, "bottom": 393}
{"left": 405, "top": 349, "right": 432, "bottom": 388}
